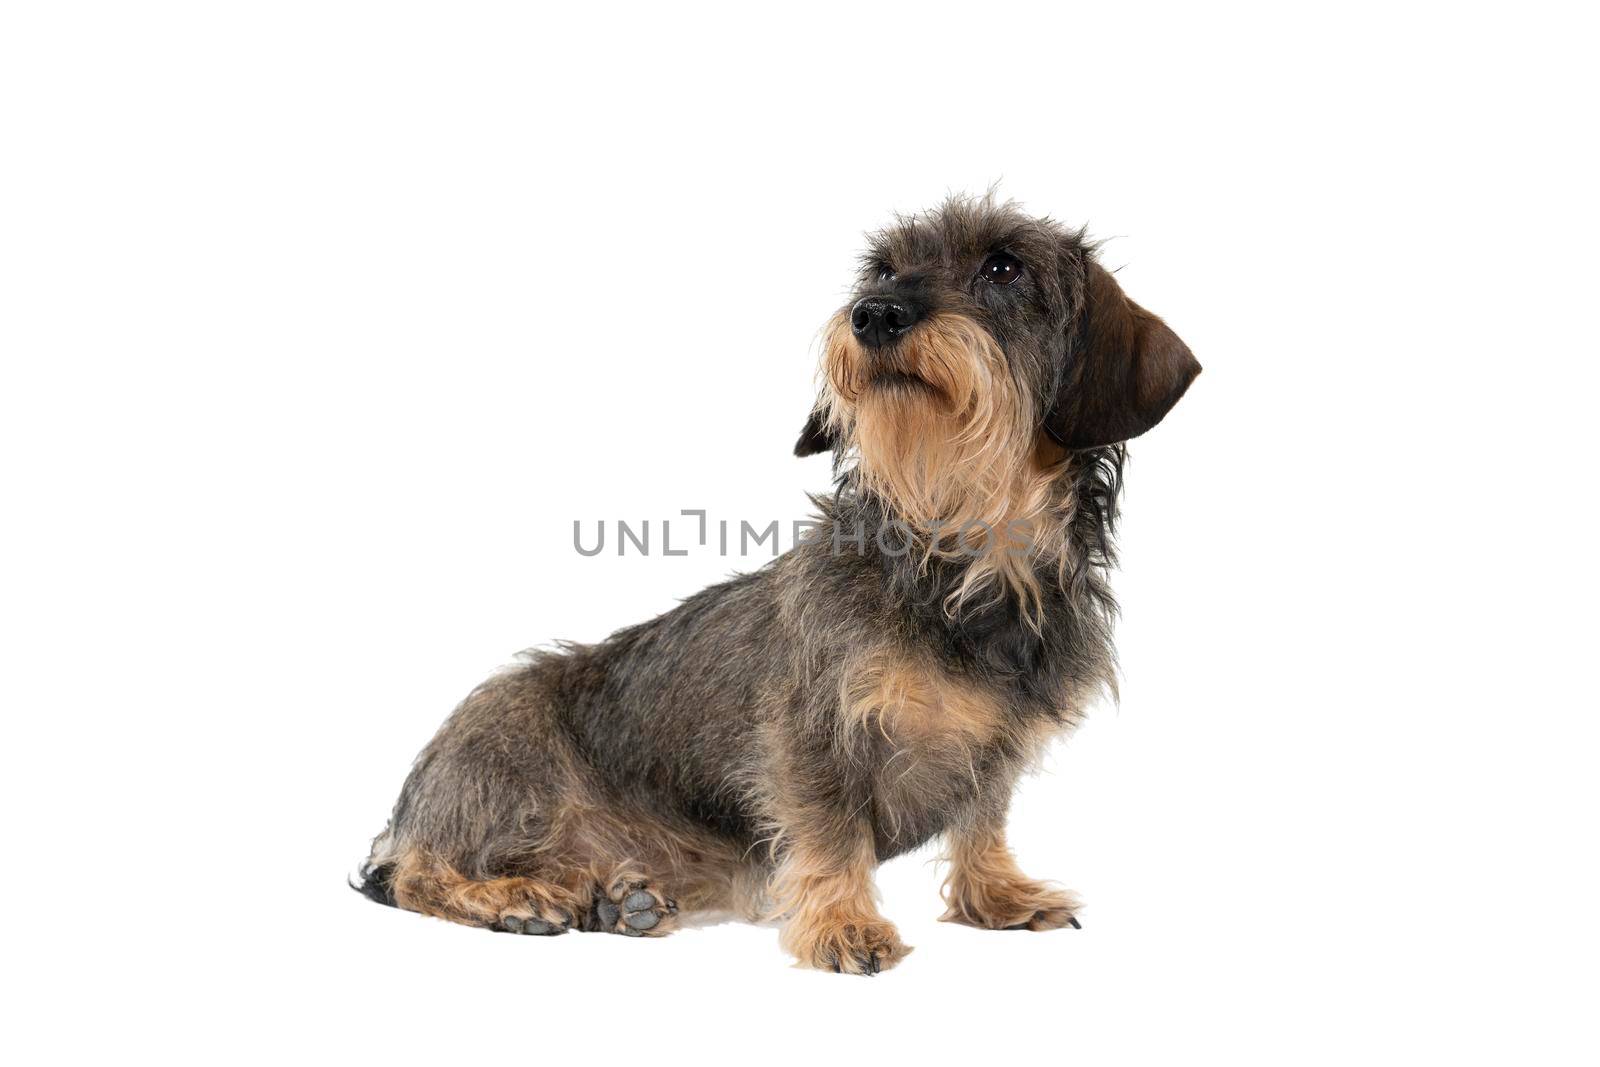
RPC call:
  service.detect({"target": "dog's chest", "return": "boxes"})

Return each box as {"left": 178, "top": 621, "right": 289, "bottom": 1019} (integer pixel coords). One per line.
{"left": 840, "top": 650, "right": 1061, "bottom": 858}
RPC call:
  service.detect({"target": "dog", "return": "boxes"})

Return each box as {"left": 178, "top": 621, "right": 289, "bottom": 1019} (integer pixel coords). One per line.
{"left": 355, "top": 195, "right": 1200, "bottom": 974}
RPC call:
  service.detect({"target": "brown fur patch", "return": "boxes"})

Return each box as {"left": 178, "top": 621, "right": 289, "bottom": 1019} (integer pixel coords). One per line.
{"left": 940, "top": 826, "right": 1081, "bottom": 931}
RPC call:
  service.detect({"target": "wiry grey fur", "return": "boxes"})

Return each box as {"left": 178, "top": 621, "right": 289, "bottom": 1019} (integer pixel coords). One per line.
{"left": 355, "top": 196, "right": 1199, "bottom": 973}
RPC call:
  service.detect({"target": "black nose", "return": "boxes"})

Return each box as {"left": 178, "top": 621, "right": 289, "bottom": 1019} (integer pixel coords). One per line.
{"left": 851, "top": 296, "right": 918, "bottom": 348}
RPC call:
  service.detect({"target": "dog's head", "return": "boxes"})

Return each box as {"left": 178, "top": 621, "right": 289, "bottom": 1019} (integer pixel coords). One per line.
{"left": 796, "top": 197, "right": 1199, "bottom": 534}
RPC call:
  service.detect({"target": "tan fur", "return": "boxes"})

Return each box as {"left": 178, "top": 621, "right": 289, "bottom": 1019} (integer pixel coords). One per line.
{"left": 818, "top": 310, "right": 1077, "bottom": 624}
{"left": 388, "top": 848, "right": 694, "bottom": 937}
{"left": 838, "top": 646, "right": 1007, "bottom": 747}
{"left": 389, "top": 847, "right": 592, "bottom": 929}
{"left": 940, "top": 824, "right": 1082, "bottom": 930}
{"left": 769, "top": 834, "right": 912, "bottom": 975}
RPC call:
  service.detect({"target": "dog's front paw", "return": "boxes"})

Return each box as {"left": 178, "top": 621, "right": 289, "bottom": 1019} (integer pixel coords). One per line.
{"left": 787, "top": 915, "right": 912, "bottom": 976}
{"left": 941, "top": 880, "right": 1082, "bottom": 932}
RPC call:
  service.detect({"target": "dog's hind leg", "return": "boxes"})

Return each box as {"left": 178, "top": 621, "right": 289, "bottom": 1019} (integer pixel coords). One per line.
{"left": 386, "top": 848, "right": 589, "bottom": 935}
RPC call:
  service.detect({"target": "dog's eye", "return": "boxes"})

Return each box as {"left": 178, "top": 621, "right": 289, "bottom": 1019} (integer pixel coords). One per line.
{"left": 876, "top": 263, "right": 897, "bottom": 282}
{"left": 979, "top": 253, "right": 1022, "bottom": 286}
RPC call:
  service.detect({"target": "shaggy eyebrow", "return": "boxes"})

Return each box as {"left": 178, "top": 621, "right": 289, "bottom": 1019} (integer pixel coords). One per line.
{"left": 984, "top": 227, "right": 1030, "bottom": 253}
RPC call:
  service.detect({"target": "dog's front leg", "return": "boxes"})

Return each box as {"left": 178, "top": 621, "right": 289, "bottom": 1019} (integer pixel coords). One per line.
{"left": 940, "top": 817, "right": 1082, "bottom": 931}
{"left": 770, "top": 817, "right": 911, "bottom": 975}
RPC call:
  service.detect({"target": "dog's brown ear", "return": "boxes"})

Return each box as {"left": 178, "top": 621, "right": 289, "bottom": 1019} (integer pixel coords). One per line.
{"left": 1045, "top": 262, "right": 1201, "bottom": 449}
{"left": 794, "top": 404, "right": 837, "bottom": 457}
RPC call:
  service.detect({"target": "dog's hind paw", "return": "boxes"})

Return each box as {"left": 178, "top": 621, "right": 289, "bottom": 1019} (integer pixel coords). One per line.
{"left": 497, "top": 914, "right": 568, "bottom": 935}
{"left": 590, "top": 874, "right": 678, "bottom": 937}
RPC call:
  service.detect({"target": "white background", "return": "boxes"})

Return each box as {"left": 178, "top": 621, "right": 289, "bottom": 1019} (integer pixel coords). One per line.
{"left": 3, "top": 2, "right": 1596, "bottom": 1063}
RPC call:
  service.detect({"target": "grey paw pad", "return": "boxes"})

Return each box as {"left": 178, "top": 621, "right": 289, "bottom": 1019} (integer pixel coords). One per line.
{"left": 596, "top": 881, "right": 672, "bottom": 934}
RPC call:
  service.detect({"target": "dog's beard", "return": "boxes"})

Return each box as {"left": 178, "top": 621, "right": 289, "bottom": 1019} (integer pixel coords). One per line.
{"left": 820, "top": 311, "right": 1072, "bottom": 621}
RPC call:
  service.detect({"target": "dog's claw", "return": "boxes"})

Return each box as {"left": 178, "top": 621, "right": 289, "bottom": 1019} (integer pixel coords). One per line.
{"left": 808, "top": 920, "right": 908, "bottom": 975}
{"left": 1068, "top": 916, "right": 1082, "bottom": 930}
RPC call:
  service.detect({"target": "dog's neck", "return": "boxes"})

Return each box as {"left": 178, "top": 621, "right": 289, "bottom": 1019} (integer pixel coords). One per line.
{"left": 828, "top": 441, "right": 1125, "bottom": 632}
